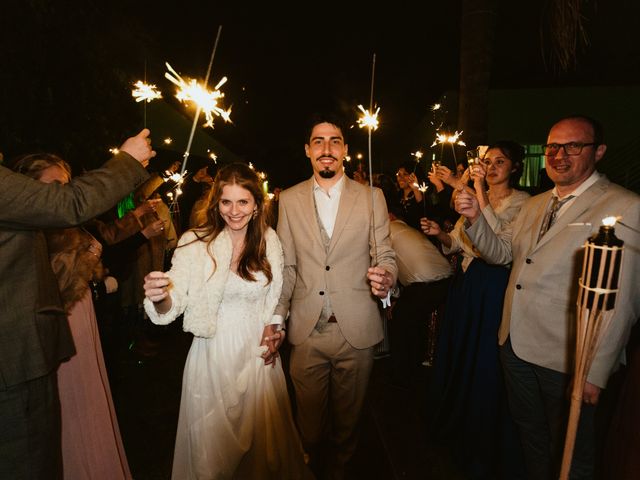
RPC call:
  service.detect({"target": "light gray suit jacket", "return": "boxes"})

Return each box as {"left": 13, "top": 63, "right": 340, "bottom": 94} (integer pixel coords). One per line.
{"left": 275, "top": 176, "right": 397, "bottom": 349}
{"left": 466, "top": 175, "right": 640, "bottom": 387}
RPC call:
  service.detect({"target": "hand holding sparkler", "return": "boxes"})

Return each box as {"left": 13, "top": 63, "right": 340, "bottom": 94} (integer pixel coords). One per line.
{"left": 367, "top": 266, "right": 393, "bottom": 299}
{"left": 119, "top": 128, "right": 156, "bottom": 167}
{"left": 133, "top": 198, "right": 162, "bottom": 220}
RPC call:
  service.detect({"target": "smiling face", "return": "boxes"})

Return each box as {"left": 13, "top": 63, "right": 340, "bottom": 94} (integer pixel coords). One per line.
{"left": 305, "top": 122, "right": 347, "bottom": 183}
{"left": 482, "top": 147, "right": 514, "bottom": 187}
{"left": 545, "top": 118, "right": 606, "bottom": 195}
{"left": 218, "top": 183, "right": 257, "bottom": 233}
{"left": 395, "top": 167, "right": 411, "bottom": 189}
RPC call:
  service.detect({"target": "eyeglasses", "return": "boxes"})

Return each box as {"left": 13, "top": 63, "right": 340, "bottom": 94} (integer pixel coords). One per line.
{"left": 542, "top": 142, "right": 597, "bottom": 156}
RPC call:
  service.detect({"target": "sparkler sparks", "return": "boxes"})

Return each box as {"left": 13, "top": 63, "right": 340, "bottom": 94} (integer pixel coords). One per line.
{"left": 431, "top": 131, "right": 466, "bottom": 148}
{"left": 356, "top": 105, "right": 380, "bottom": 131}
{"left": 358, "top": 105, "right": 380, "bottom": 130}
{"left": 131, "top": 81, "right": 162, "bottom": 103}
{"left": 165, "top": 62, "right": 232, "bottom": 128}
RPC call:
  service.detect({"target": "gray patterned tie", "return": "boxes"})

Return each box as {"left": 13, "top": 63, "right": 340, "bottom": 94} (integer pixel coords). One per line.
{"left": 537, "top": 195, "right": 574, "bottom": 242}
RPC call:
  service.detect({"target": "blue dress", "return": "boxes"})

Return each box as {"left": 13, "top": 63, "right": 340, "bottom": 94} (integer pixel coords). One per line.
{"left": 428, "top": 190, "right": 529, "bottom": 479}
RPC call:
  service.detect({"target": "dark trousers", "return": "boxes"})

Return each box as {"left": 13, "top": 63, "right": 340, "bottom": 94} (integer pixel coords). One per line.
{"left": 390, "top": 278, "right": 449, "bottom": 387}
{"left": 500, "top": 337, "right": 595, "bottom": 480}
{"left": 0, "top": 372, "right": 62, "bottom": 479}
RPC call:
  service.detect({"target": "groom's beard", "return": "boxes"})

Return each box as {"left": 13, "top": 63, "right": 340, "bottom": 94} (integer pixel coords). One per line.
{"left": 319, "top": 169, "right": 336, "bottom": 179}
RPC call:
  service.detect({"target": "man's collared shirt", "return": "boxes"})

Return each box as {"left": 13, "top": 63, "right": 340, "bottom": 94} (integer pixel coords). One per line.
{"left": 550, "top": 170, "right": 601, "bottom": 222}
{"left": 313, "top": 174, "right": 345, "bottom": 239}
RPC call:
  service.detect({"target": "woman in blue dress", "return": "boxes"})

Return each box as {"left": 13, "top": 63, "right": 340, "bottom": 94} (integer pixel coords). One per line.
{"left": 421, "top": 141, "right": 529, "bottom": 479}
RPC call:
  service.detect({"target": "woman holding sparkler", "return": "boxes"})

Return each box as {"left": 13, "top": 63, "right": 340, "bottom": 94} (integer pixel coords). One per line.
{"left": 421, "top": 140, "right": 529, "bottom": 479}
{"left": 143, "top": 163, "right": 311, "bottom": 479}
{"left": 395, "top": 160, "right": 426, "bottom": 230}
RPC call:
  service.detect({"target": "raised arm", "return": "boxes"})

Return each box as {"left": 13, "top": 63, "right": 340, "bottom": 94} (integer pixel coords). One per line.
{"left": 0, "top": 130, "right": 154, "bottom": 229}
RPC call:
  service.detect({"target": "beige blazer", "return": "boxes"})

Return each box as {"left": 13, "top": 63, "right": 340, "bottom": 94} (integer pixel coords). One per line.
{"left": 466, "top": 176, "right": 640, "bottom": 387}
{"left": 275, "top": 176, "right": 397, "bottom": 349}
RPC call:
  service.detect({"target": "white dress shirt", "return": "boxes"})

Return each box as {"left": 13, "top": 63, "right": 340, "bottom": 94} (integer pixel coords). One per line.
{"left": 313, "top": 174, "right": 345, "bottom": 238}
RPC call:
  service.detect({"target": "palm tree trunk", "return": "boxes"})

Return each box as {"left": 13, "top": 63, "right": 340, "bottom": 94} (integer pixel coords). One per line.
{"left": 458, "top": 0, "right": 499, "bottom": 148}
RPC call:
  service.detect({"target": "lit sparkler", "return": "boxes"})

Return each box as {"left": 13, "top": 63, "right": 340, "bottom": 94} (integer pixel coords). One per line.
{"left": 430, "top": 131, "right": 466, "bottom": 148}
{"left": 131, "top": 81, "right": 162, "bottom": 103}
{"left": 431, "top": 130, "right": 466, "bottom": 167}
{"left": 165, "top": 62, "right": 231, "bottom": 128}
{"left": 358, "top": 53, "right": 388, "bottom": 309}
{"left": 357, "top": 105, "right": 380, "bottom": 131}
{"left": 411, "top": 150, "right": 423, "bottom": 173}
{"left": 167, "top": 25, "right": 225, "bottom": 181}
{"left": 414, "top": 181, "right": 429, "bottom": 215}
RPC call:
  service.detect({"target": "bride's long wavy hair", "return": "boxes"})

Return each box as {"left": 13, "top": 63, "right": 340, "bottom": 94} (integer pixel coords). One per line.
{"left": 193, "top": 162, "right": 272, "bottom": 283}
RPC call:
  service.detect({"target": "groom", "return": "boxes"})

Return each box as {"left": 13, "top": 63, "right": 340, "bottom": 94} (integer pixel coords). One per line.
{"left": 274, "top": 113, "right": 397, "bottom": 479}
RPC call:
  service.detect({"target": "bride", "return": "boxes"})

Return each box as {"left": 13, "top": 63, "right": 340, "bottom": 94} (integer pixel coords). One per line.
{"left": 143, "top": 162, "right": 311, "bottom": 479}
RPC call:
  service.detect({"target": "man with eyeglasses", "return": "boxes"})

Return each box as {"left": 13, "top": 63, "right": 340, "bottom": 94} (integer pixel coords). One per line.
{"left": 454, "top": 115, "right": 639, "bottom": 479}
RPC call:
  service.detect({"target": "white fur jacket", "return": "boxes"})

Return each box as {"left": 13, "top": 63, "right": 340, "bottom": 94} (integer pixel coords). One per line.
{"left": 143, "top": 227, "right": 283, "bottom": 338}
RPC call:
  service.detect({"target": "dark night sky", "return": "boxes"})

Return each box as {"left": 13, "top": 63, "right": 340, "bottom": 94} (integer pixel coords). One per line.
{"left": 2, "top": 1, "right": 639, "bottom": 188}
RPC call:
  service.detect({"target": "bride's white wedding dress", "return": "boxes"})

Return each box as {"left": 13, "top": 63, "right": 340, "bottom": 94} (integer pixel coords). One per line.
{"left": 171, "top": 271, "right": 310, "bottom": 479}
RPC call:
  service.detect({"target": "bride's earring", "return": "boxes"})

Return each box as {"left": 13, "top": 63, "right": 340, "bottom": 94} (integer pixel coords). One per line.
{"left": 252, "top": 208, "right": 258, "bottom": 219}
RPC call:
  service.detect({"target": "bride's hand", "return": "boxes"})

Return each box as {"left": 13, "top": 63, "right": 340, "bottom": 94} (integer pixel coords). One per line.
{"left": 260, "top": 324, "right": 285, "bottom": 367}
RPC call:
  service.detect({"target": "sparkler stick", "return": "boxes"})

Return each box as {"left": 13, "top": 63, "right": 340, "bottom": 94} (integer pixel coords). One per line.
{"left": 357, "top": 53, "right": 389, "bottom": 308}
{"left": 431, "top": 131, "right": 466, "bottom": 167}
{"left": 131, "top": 81, "right": 162, "bottom": 122}
{"left": 411, "top": 150, "right": 423, "bottom": 174}
{"left": 415, "top": 182, "right": 429, "bottom": 216}
{"left": 175, "top": 25, "right": 224, "bottom": 178}
{"left": 356, "top": 54, "right": 380, "bottom": 264}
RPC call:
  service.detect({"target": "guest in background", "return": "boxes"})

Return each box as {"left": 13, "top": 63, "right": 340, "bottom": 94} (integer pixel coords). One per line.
{"left": 457, "top": 116, "right": 640, "bottom": 478}
{"left": 376, "top": 174, "right": 453, "bottom": 388}
{"left": 0, "top": 129, "right": 152, "bottom": 479}
{"left": 12, "top": 153, "right": 133, "bottom": 479}
{"left": 395, "top": 160, "right": 425, "bottom": 230}
{"left": 422, "top": 140, "right": 529, "bottom": 479}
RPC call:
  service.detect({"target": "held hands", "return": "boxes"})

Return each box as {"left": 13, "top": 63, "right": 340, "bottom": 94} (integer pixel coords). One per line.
{"left": 367, "top": 266, "right": 393, "bottom": 299}
{"left": 119, "top": 128, "right": 157, "bottom": 167}
{"left": 260, "top": 324, "right": 285, "bottom": 367}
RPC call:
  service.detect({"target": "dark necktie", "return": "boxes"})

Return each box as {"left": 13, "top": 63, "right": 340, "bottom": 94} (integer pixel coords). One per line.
{"left": 537, "top": 195, "right": 574, "bottom": 242}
